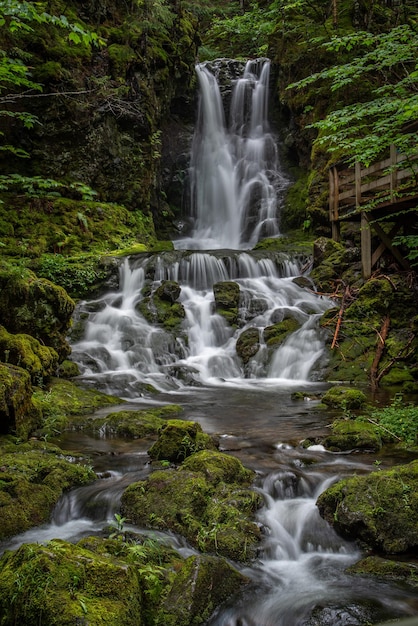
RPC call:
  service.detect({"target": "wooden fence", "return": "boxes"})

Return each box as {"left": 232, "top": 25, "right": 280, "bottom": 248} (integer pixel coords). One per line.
{"left": 329, "top": 145, "right": 418, "bottom": 278}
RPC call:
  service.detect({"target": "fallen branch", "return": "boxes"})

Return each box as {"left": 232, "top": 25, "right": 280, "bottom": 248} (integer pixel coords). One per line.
{"left": 331, "top": 285, "right": 351, "bottom": 349}
{"left": 367, "top": 417, "right": 401, "bottom": 441}
{"left": 370, "top": 315, "right": 390, "bottom": 391}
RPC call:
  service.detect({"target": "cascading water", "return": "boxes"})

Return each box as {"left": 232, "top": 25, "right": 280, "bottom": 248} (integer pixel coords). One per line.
{"left": 2, "top": 58, "right": 416, "bottom": 626}
{"left": 176, "top": 58, "right": 288, "bottom": 250}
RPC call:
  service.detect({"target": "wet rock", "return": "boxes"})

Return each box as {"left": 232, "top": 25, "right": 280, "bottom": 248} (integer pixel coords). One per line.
{"left": 0, "top": 539, "right": 142, "bottom": 625}
{"left": 87, "top": 405, "right": 183, "bottom": 438}
{"left": 263, "top": 317, "right": 300, "bottom": 347}
{"left": 321, "top": 418, "right": 382, "bottom": 452}
{"left": 0, "top": 325, "right": 59, "bottom": 384}
{"left": 321, "top": 386, "right": 367, "bottom": 410}
{"left": 155, "top": 280, "right": 181, "bottom": 303}
{"left": 213, "top": 281, "right": 241, "bottom": 326}
{"left": 121, "top": 451, "right": 262, "bottom": 561}
{"left": 148, "top": 419, "right": 217, "bottom": 462}
{"left": 236, "top": 327, "right": 260, "bottom": 364}
{"left": 317, "top": 460, "right": 418, "bottom": 554}
{"left": 0, "top": 363, "right": 41, "bottom": 439}
{"left": 348, "top": 555, "right": 418, "bottom": 588}
{"left": 158, "top": 554, "right": 250, "bottom": 626}
{"left": 0, "top": 439, "right": 95, "bottom": 540}
{"left": 0, "top": 269, "right": 75, "bottom": 361}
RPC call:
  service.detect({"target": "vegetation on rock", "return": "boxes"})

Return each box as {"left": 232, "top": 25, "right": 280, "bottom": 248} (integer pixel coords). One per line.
{"left": 317, "top": 460, "right": 418, "bottom": 554}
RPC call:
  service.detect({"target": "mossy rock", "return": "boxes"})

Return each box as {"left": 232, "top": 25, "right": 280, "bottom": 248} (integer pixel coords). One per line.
{"left": 148, "top": 419, "right": 217, "bottom": 462}
{"left": 0, "top": 539, "right": 143, "bottom": 625}
{"left": 236, "top": 327, "right": 260, "bottom": 364}
{"left": 33, "top": 378, "right": 122, "bottom": 437}
{"left": 121, "top": 462, "right": 262, "bottom": 561}
{"left": 158, "top": 554, "right": 250, "bottom": 626}
{"left": 56, "top": 359, "right": 81, "bottom": 378}
{"left": 181, "top": 450, "right": 254, "bottom": 485}
{"left": 213, "top": 281, "right": 240, "bottom": 326}
{"left": 0, "top": 268, "right": 75, "bottom": 361}
{"left": 0, "top": 325, "right": 59, "bottom": 384}
{"left": 322, "top": 386, "right": 367, "bottom": 410}
{"left": 136, "top": 281, "right": 186, "bottom": 331}
{"left": 88, "top": 405, "right": 183, "bottom": 439}
{"left": 263, "top": 317, "right": 301, "bottom": 348}
{"left": 322, "top": 418, "right": 382, "bottom": 452}
{"left": 348, "top": 555, "right": 418, "bottom": 588}
{"left": 317, "top": 460, "right": 418, "bottom": 554}
{"left": 0, "top": 363, "right": 41, "bottom": 439}
{"left": 0, "top": 438, "right": 95, "bottom": 540}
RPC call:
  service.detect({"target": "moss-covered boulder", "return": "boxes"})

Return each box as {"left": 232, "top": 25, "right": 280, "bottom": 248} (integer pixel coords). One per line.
{"left": 0, "top": 326, "right": 59, "bottom": 384}
{"left": 322, "top": 418, "right": 382, "bottom": 452}
{"left": 136, "top": 281, "right": 186, "bottom": 331}
{"left": 148, "top": 419, "right": 217, "bottom": 462}
{"left": 85, "top": 405, "right": 183, "bottom": 439}
{"left": 263, "top": 317, "right": 301, "bottom": 348}
{"left": 322, "top": 386, "right": 367, "bottom": 410}
{"left": 317, "top": 460, "right": 418, "bottom": 554}
{"left": 348, "top": 555, "right": 418, "bottom": 588}
{"left": 0, "top": 539, "right": 143, "bottom": 625}
{"left": 0, "top": 363, "right": 41, "bottom": 439}
{"left": 33, "top": 378, "right": 122, "bottom": 437}
{"left": 0, "top": 268, "right": 75, "bottom": 361}
{"left": 0, "top": 438, "right": 95, "bottom": 540}
{"left": 310, "top": 237, "right": 362, "bottom": 292}
{"left": 158, "top": 554, "right": 250, "bottom": 626}
{"left": 213, "top": 281, "right": 241, "bottom": 326}
{"left": 121, "top": 452, "right": 262, "bottom": 561}
{"left": 181, "top": 449, "right": 254, "bottom": 484}
{"left": 236, "top": 327, "right": 260, "bottom": 364}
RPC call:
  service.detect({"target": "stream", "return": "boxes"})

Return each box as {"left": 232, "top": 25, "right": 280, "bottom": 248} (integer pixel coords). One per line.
{"left": 1, "top": 58, "right": 418, "bottom": 625}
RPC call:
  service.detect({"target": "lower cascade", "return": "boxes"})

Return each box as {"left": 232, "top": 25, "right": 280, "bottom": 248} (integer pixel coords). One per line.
{"left": 70, "top": 251, "right": 332, "bottom": 396}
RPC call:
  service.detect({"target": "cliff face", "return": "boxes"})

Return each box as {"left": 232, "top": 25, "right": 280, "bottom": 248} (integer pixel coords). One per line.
{"left": 0, "top": 0, "right": 200, "bottom": 237}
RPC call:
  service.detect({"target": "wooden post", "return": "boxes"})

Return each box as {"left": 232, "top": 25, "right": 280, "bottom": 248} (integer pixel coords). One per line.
{"left": 361, "top": 211, "right": 372, "bottom": 279}
{"left": 329, "top": 166, "right": 340, "bottom": 241}
{"left": 390, "top": 143, "right": 397, "bottom": 202}
{"left": 356, "top": 161, "right": 372, "bottom": 279}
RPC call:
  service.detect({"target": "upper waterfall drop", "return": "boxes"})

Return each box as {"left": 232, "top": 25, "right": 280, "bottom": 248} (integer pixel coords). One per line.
{"left": 175, "top": 58, "right": 289, "bottom": 251}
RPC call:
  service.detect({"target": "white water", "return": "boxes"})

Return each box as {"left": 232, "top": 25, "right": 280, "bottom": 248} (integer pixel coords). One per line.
{"left": 176, "top": 59, "right": 288, "bottom": 250}
{"left": 70, "top": 252, "right": 333, "bottom": 397}
{"left": 2, "top": 58, "right": 415, "bottom": 625}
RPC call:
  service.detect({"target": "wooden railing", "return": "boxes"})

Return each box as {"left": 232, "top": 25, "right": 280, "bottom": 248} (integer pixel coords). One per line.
{"left": 329, "top": 145, "right": 418, "bottom": 278}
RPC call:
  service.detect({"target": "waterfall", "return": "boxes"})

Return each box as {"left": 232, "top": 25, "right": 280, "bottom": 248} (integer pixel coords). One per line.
{"left": 175, "top": 58, "right": 288, "bottom": 251}
{"left": 69, "top": 59, "right": 332, "bottom": 396}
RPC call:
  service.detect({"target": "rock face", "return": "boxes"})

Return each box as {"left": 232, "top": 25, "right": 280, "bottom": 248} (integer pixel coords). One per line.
{"left": 0, "top": 364, "right": 41, "bottom": 439}
{"left": 317, "top": 460, "right": 418, "bottom": 554}
{"left": 0, "top": 0, "right": 200, "bottom": 238}
{"left": 0, "top": 270, "right": 75, "bottom": 362}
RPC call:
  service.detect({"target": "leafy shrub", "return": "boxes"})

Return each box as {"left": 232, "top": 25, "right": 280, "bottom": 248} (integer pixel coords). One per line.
{"left": 371, "top": 395, "right": 418, "bottom": 446}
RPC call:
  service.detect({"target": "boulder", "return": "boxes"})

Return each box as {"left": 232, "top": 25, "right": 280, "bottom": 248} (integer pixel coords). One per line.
{"left": 317, "top": 460, "right": 418, "bottom": 554}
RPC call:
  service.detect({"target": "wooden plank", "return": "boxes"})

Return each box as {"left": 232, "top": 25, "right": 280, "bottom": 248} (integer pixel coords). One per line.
{"left": 361, "top": 211, "right": 372, "bottom": 279}
{"left": 371, "top": 221, "right": 410, "bottom": 271}
{"left": 371, "top": 222, "right": 402, "bottom": 267}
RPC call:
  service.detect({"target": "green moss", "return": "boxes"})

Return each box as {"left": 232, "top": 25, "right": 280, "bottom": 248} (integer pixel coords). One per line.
{"left": 158, "top": 554, "right": 249, "bottom": 626}
{"left": 0, "top": 266, "right": 75, "bottom": 361}
{"left": 236, "top": 327, "right": 260, "bottom": 364}
{"left": 317, "top": 459, "right": 418, "bottom": 554}
{"left": 213, "top": 281, "right": 240, "bottom": 326}
{"left": 0, "top": 363, "right": 41, "bottom": 440}
{"left": 121, "top": 464, "right": 262, "bottom": 561}
{"left": 0, "top": 439, "right": 95, "bottom": 540}
{"left": 0, "top": 326, "right": 59, "bottom": 384}
{"left": 348, "top": 555, "right": 418, "bottom": 587}
{"left": 84, "top": 405, "right": 183, "bottom": 438}
{"left": 322, "top": 417, "right": 382, "bottom": 451}
{"left": 148, "top": 419, "right": 217, "bottom": 462}
{"left": 0, "top": 539, "right": 142, "bottom": 625}
{"left": 136, "top": 281, "right": 186, "bottom": 331}
{"left": 263, "top": 318, "right": 300, "bottom": 347}
{"left": 181, "top": 450, "right": 254, "bottom": 485}
{"left": 322, "top": 386, "right": 367, "bottom": 410}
